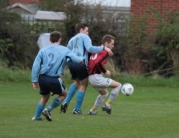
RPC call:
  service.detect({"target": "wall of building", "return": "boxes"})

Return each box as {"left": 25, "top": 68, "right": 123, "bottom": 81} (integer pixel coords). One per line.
{"left": 131, "top": 0, "right": 179, "bottom": 16}
{"left": 131, "top": 0, "right": 179, "bottom": 33}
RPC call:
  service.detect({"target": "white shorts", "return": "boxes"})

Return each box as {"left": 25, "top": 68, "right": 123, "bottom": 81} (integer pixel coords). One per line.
{"left": 88, "top": 74, "right": 112, "bottom": 91}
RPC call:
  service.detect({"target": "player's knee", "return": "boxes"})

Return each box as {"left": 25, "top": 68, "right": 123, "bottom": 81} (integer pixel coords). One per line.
{"left": 73, "top": 81, "right": 80, "bottom": 87}
{"left": 111, "top": 88, "right": 120, "bottom": 96}
{"left": 105, "top": 91, "right": 109, "bottom": 97}
{"left": 101, "top": 91, "right": 108, "bottom": 98}
{"left": 115, "top": 83, "right": 122, "bottom": 92}
{"left": 79, "top": 85, "right": 87, "bottom": 92}
{"left": 62, "top": 89, "right": 67, "bottom": 96}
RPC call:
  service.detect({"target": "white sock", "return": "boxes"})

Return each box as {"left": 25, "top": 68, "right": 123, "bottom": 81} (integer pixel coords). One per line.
{"left": 91, "top": 93, "right": 108, "bottom": 111}
{"left": 106, "top": 84, "right": 122, "bottom": 107}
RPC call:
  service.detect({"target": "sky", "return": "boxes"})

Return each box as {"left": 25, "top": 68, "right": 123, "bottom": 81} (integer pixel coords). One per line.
{"left": 83, "top": 0, "right": 131, "bottom": 7}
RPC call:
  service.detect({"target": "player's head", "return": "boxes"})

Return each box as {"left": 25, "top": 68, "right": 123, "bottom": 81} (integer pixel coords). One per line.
{"left": 102, "top": 34, "right": 115, "bottom": 49}
{"left": 50, "top": 31, "right": 62, "bottom": 44}
{"left": 75, "top": 22, "right": 89, "bottom": 35}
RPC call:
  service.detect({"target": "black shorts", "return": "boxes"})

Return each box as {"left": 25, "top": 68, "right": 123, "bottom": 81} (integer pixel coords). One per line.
{"left": 38, "top": 75, "right": 66, "bottom": 95}
{"left": 67, "top": 61, "right": 88, "bottom": 81}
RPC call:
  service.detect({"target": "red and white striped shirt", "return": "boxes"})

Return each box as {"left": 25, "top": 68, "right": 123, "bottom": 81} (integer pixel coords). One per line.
{"left": 88, "top": 50, "right": 109, "bottom": 75}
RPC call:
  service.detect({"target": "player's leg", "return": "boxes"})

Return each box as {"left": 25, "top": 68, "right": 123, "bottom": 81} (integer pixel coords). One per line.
{"left": 88, "top": 89, "right": 108, "bottom": 115}
{"left": 46, "top": 88, "right": 67, "bottom": 112}
{"left": 102, "top": 80, "right": 122, "bottom": 114}
{"left": 61, "top": 62, "right": 80, "bottom": 113}
{"left": 72, "top": 77, "right": 88, "bottom": 114}
{"left": 61, "top": 81, "right": 79, "bottom": 113}
{"left": 42, "top": 77, "right": 66, "bottom": 121}
{"left": 32, "top": 94, "right": 50, "bottom": 121}
{"left": 32, "top": 75, "right": 51, "bottom": 121}
{"left": 72, "top": 61, "right": 89, "bottom": 114}
{"left": 106, "top": 80, "right": 122, "bottom": 106}
{"left": 62, "top": 80, "right": 80, "bottom": 106}
{"left": 43, "top": 89, "right": 68, "bottom": 121}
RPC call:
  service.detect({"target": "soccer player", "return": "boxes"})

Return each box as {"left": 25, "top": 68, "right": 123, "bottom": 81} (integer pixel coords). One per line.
{"left": 60, "top": 22, "right": 113, "bottom": 114}
{"left": 31, "top": 31, "right": 83, "bottom": 121}
{"left": 87, "top": 34, "right": 122, "bottom": 115}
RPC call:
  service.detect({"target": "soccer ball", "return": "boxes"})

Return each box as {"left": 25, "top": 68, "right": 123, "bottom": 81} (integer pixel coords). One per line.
{"left": 121, "top": 83, "right": 134, "bottom": 96}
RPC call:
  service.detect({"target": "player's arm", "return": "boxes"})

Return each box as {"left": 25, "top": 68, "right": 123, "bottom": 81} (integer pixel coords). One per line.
{"left": 58, "top": 57, "right": 67, "bottom": 77}
{"left": 83, "top": 35, "right": 103, "bottom": 53}
{"left": 83, "top": 35, "right": 113, "bottom": 56}
{"left": 31, "top": 51, "right": 43, "bottom": 90}
{"left": 58, "top": 59, "right": 67, "bottom": 82}
{"left": 66, "top": 51, "right": 83, "bottom": 64}
{"left": 31, "top": 51, "right": 42, "bottom": 83}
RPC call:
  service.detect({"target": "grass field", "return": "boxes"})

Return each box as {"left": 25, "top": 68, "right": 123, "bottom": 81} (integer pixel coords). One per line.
{"left": 0, "top": 81, "right": 179, "bottom": 138}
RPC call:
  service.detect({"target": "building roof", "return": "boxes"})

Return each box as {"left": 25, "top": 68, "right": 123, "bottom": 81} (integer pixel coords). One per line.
{"left": 34, "top": 11, "right": 66, "bottom": 21}
{"left": 7, "top": 3, "right": 35, "bottom": 14}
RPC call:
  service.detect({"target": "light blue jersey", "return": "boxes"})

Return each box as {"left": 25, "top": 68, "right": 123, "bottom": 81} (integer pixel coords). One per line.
{"left": 67, "top": 33, "right": 104, "bottom": 60}
{"left": 32, "top": 44, "right": 83, "bottom": 82}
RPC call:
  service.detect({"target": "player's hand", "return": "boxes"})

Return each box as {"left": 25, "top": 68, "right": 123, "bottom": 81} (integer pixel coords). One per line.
{"left": 79, "top": 61, "right": 84, "bottom": 65}
{"left": 61, "top": 75, "right": 65, "bottom": 82}
{"left": 104, "top": 47, "right": 113, "bottom": 56}
{"left": 105, "top": 70, "right": 111, "bottom": 76}
{"left": 33, "top": 82, "right": 39, "bottom": 90}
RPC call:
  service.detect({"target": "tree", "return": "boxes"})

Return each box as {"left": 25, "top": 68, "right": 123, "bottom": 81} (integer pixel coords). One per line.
{"left": 152, "top": 10, "right": 179, "bottom": 76}
{"left": 125, "top": 14, "right": 153, "bottom": 75}
{"left": 39, "top": 0, "right": 63, "bottom": 11}
{"left": 39, "top": 0, "right": 84, "bottom": 13}
{"left": 0, "top": 10, "right": 35, "bottom": 68}
{"left": 63, "top": 0, "right": 85, "bottom": 40}
{"left": 0, "top": 0, "right": 9, "bottom": 10}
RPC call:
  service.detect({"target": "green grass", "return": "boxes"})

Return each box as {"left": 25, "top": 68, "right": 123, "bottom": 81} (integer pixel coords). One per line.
{"left": 0, "top": 81, "right": 179, "bottom": 138}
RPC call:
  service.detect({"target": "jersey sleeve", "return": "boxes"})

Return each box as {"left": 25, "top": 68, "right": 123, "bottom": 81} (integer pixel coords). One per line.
{"left": 83, "top": 35, "right": 104, "bottom": 53}
{"left": 58, "top": 57, "right": 66, "bottom": 76}
{"left": 66, "top": 51, "right": 83, "bottom": 63}
{"left": 31, "top": 51, "right": 42, "bottom": 82}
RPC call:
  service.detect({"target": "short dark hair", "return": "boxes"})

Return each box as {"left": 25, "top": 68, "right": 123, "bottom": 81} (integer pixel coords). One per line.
{"left": 102, "top": 34, "right": 115, "bottom": 44}
{"left": 50, "top": 31, "right": 61, "bottom": 43}
{"left": 75, "top": 22, "right": 88, "bottom": 33}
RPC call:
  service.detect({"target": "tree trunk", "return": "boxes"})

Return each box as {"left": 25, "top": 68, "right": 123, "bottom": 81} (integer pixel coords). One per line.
{"left": 171, "top": 49, "right": 179, "bottom": 75}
